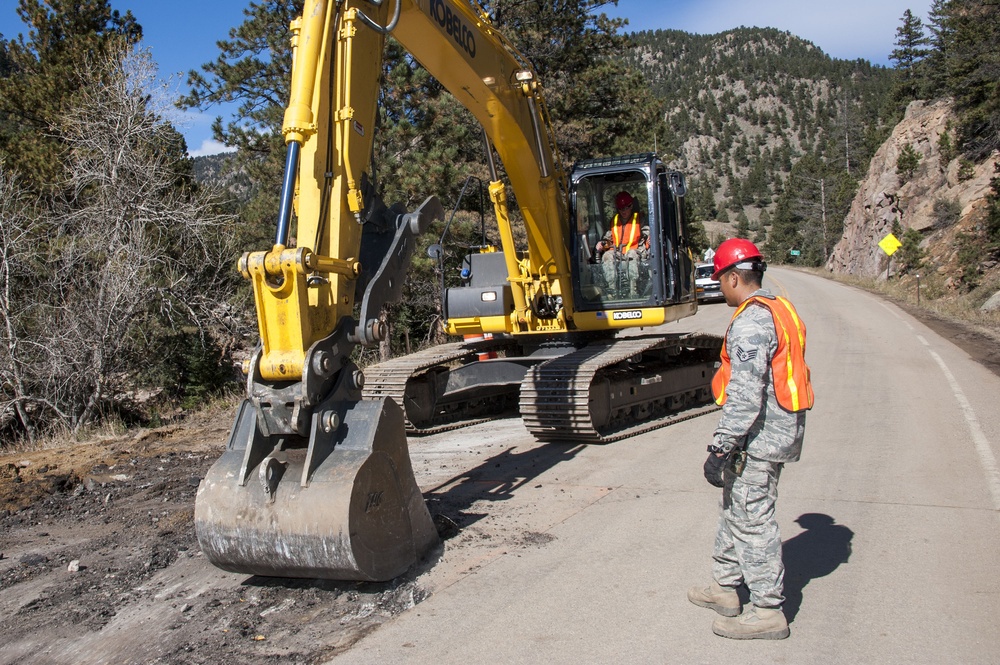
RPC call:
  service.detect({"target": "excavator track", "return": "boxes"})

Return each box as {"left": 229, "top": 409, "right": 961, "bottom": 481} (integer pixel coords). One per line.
{"left": 519, "top": 333, "right": 723, "bottom": 443}
{"left": 362, "top": 336, "right": 519, "bottom": 434}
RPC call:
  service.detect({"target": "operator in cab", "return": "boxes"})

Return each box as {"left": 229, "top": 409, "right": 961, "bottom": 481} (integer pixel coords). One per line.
{"left": 595, "top": 191, "right": 649, "bottom": 297}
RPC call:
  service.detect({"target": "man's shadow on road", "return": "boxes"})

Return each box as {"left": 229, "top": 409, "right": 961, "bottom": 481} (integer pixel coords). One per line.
{"left": 781, "top": 513, "right": 853, "bottom": 622}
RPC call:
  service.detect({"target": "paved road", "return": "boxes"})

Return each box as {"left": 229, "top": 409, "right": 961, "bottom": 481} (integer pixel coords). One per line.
{"left": 330, "top": 268, "right": 1000, "bottom": 664}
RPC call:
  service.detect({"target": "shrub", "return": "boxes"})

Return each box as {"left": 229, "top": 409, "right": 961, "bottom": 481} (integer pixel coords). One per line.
{"left": 954, "top": 230, "right": 981, "bottom": 289}
{"left": 896, "top": 228, "right": 925, "bottom": 274}
{"left": 937, "top": 129, "right": 957, "bottom": 166}
{"left": 933, "top": 197, "right": 962, "bottom": 227}
{"left": 957, "top": 159, "right": 976, "bottom": 181}
{"left": 896, "top": 144, "right": 921, "bottom": 182}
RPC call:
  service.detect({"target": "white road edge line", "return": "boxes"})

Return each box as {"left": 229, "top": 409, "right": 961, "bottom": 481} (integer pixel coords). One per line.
{"left": 916, "top": 334, "right": 1000, "bottom": 512}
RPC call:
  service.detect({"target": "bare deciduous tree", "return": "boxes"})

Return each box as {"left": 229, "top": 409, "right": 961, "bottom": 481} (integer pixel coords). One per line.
{"left": 0, "top": 44, "right": 239, "bottom": 445}
{"left": 0, "top": 166, "right": 45, "bottom": 444}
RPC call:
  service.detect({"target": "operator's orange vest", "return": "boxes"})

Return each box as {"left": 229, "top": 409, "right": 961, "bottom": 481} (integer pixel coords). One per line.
{"left": 712, "top": 295, "right": 814, "bottom": 413}
{"left": 611, "top": 212, "right": 642, "bottom": 251}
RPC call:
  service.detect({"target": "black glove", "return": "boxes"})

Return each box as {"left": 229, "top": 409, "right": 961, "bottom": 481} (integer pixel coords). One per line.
{"left": 703, "top": 452, "right": 728, "bottom": 488}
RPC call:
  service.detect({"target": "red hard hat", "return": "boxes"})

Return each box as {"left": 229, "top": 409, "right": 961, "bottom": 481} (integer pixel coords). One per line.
{"left": 712, "top": 238, "right": 764, "bottom": 280}
{"left": 615, "top": 191, "right": 634, "bottom": 209}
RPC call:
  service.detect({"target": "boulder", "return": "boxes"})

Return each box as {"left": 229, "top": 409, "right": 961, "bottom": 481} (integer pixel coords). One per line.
{"left": 981, "top": 290, "right": 1000, "bottom": 313}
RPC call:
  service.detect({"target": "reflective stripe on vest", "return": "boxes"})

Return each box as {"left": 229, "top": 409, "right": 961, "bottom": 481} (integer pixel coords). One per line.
{"left": 611, "top": 212, "right": 641, "bottom": 251}
{"left": 711, "top": 295, "right": 814, "bottom": 412}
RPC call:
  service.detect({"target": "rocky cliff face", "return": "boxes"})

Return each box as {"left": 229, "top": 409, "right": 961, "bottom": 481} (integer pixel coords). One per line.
{"left": 826, "top": 99, "right": 998, "bottom": 278}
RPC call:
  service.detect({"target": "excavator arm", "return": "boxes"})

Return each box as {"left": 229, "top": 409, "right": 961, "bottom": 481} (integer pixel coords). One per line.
{"left": 196, "top": 0, "right": 713, "bottom": 581}
{"left": 252, "top": 0, "right": 576, "bottom": 392}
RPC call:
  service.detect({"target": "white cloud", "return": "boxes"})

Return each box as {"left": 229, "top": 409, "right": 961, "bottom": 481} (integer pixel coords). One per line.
{"left": 175, "top": 107, "right": 218, "bottom": 128}
{"left": 189, "top": 139, "right": 237, "bottom": 158}
{"left": 172, "top": 106, "right": 239, "bottom": 157}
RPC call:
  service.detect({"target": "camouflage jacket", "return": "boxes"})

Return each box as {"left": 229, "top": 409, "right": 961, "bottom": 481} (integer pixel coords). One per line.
{"left": 713, "top": 289, "right": 807, "bottom": 463}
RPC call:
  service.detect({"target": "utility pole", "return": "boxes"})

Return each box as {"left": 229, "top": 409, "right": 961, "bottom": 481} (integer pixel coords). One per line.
{"left": 792, "top": 174, "right": 829, "bottom": 260}
{"left": 820, "top": 177, "right": 827, "bottom": 258}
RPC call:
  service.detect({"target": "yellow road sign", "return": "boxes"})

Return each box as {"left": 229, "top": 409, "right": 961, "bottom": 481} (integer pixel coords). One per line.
{"left": 879, "top": 233, "right": 902, "bottom": 256}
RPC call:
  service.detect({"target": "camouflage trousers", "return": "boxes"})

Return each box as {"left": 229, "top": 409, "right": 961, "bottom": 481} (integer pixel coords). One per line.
{"left": 601, "top": 249, "right": 641, "bottom": 294}
{"left": 712, "top": 456, "right": 785, "bottom": 608}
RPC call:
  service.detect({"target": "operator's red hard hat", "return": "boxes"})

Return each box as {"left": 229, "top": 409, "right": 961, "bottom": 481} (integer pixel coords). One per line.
{"left": 712, "top": 238, "right": 765, "bottom": 280}
{"left": 615, "top": 191, "right": 634, "bottom": 210}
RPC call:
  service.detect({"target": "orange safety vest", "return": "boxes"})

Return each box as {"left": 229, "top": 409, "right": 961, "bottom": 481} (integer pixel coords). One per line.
{"left": 712, "top": 295, "right": 814, "bottom": 412}
{"left": 611, "top": 212, "right": 642, "bottom": 252}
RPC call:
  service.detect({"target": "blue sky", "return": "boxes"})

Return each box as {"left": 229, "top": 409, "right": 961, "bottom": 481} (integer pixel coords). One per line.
{"left": 605, "top": 0, "right": 933, "bottom": 64}
{"left": 1, "top": 0, "right": 932, "bottom": 157}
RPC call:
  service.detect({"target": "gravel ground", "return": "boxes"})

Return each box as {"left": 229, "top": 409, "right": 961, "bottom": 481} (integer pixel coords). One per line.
{"left": 0, "top": 412, "right": 422, "bottom": 664}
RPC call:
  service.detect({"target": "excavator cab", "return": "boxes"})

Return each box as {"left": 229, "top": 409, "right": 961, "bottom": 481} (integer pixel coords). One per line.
{"left": 570, "top": 153, "right": 696, "bottom": 312}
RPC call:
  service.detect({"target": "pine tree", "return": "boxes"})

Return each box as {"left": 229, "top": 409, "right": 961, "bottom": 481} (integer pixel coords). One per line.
{"left": 943, "top": 0, "right": 1000, "bottom": 159}
{"left": 178, "top": 0, "right": 300, "bottom": 246}
{"left": 735, "top": 210, "right": 750, "bottom": 239}
{"left": 985, "top": 163, "right": 1000, "bottom": 257}
{"left": 764, "top": 196, "right": 802, "bottom": 262}
{"left": 890, "top": 9, "right": 929, "bottom": 101}
{"left": 896, "top": 143, "right": 921, "bottom": 181}
{"left": 0, "top": 0, "right": 142, "bottom": 192}
{"left": 922, "top": 0, "right": 954, "bottom": 96}
{"left": 896, "top": 228, "right": 925, "bottom": 273}
{"left": 485, "top": 0, "right": 661, "bottom": 160}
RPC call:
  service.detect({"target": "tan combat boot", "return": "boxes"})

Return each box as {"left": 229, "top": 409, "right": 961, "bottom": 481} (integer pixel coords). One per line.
{"left": 712, "top": 605, "right": 789, "bottom": 640}
{"left": 687, "top": 581, "right": 740, "bottom": 617}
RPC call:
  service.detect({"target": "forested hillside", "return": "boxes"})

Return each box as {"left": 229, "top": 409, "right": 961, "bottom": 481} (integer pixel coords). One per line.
{"left": 195, "top": 26, "right": 899, "bottom": 266}
{"left": 626, "top": 27, "right": 896, "bottom": 259}
{"left": 191, "top": 152, "right": 251, "bottom": 202}
{"left": 195, "top": 25, "right": 898, "bottom": 265}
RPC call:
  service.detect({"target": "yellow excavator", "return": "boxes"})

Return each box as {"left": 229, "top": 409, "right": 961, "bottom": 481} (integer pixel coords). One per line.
{"left": 195, "top": 0, "right": 720, "bottom": 581}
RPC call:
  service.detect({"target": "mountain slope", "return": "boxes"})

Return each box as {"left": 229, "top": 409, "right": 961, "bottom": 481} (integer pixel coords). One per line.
{"left": 627, "top": 28, "right": 895, "bottom": 238}
{"left": 828, "top": 99, "right": 999, "bottom": 292}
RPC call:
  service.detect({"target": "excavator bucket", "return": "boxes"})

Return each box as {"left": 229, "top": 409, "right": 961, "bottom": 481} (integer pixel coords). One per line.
{"left": 195, "top": 397, "right": 438, "bottom": 581}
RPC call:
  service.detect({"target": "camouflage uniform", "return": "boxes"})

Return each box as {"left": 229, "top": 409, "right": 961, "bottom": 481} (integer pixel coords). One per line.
{"left": 601, "top": 246, "right": 642, "bottom": 295}
{"left": 598, "top": 215, "right": 648, "bottom": 297}
{"left": 711, "top": 289, "right": 807, "bottom": 609}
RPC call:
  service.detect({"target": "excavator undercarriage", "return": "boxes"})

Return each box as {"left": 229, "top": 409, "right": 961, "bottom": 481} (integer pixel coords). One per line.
{"left": 363, "top": 333, "right": 722, "bottom": 441}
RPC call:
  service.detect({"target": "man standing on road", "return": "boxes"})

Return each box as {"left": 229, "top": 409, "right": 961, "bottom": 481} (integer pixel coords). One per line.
{"left": 688, "top": 239, "right": 814, "bottom": 640}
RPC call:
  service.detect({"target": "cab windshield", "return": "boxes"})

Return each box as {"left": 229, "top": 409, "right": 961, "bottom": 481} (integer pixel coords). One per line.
{"left": 572, "top": 170, "right": 651, "bottom": 307}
